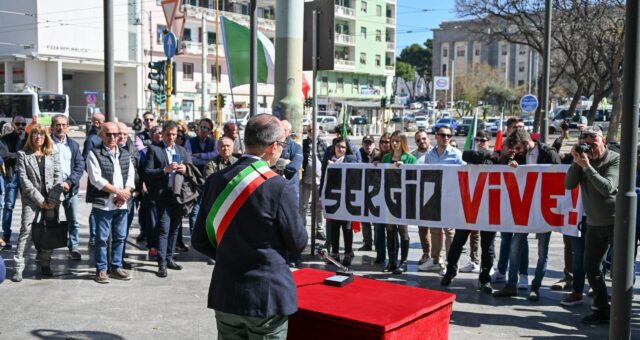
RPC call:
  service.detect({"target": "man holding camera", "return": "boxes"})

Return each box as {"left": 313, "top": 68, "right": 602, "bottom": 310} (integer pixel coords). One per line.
{"left": 565, "top": 126, "right": 619, "bottom": 324}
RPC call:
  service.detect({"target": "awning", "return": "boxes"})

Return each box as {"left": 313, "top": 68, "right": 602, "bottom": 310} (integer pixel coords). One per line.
{"left": 344, "top": 100, "right": 382, "bottom": 108}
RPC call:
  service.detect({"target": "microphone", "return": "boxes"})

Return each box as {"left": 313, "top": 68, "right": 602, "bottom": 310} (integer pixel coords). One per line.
{"left": 317, "top": 246, "right": 349, "bottom": 273}
{"left": 274, "top": 158, "right": 288, "bottom": 176}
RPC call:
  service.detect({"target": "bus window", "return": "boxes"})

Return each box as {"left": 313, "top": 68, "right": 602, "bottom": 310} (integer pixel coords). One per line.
{"left": 39, "top": 94, "right": 67, "bottom": 113}
{"left": 0, "top": 94, "right": 32, "bottom": 118}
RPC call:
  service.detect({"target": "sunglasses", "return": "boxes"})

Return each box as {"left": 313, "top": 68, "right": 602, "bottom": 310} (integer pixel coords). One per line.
{"left": 475, "top": 138, "right": 488, "bottom": 143}
{"left": 200, "top": 125, "right": 211, "bottom": 132}
{"left": 15, "top": 123, "right": 26, "bottom": 127}
{"left": 437, "top": 133, "right": 452, "bottom": 139}
{"left": 105, "top": 132, "right": 120, "bottom": 138}
{"left": 580, "top": 133, "right": 598, "bottom": 139}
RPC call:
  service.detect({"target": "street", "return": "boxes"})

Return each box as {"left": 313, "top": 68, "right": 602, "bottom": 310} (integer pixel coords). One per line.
{"left": 0, "top": 132, "right": 634, "bottom": 339}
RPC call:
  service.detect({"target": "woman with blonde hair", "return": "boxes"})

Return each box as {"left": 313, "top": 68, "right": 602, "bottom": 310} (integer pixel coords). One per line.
{"left": 12, "top": 124, "right": 62, "bottom": 282}
{"left": 381, "top": 130, "right": 416, "bottom": 274}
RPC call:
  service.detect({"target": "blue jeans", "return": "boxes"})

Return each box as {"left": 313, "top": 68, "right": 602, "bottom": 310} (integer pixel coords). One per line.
{"left": 571, "top": 222, "right": 587, "bottom": 294}
{"left": 507, "top": 233, "right": 530, "bottom": 285}
{"left": 2, "top": 174, "right": 18, "bottom": 239}
{"left": 530, "top": 232, "right": 551, "bottom": 290}
{"left": 499, "top": 232, "right": 529, "bottom": 276}
{"left": 93, "top": 208, "right": 128, "bottom": 272}
{"left": 89, "top": 210, "right": 96, "bottom": 243}
{"left": 62, "top": 194, "right": 80, "bottom": 251}
{"left": 188, "top": 197, "right": 201, "bottom": 232}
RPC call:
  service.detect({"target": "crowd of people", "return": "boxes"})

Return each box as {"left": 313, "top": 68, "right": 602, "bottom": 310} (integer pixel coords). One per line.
{"left": 0, "top": 111, "right": 629, "bottom": 327}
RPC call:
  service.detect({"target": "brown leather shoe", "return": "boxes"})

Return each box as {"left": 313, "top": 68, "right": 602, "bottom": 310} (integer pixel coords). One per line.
{"left": 95, "top": 271, "right": 110, "bottom": 284}
{"left": 109, "top": 268, "right": 131, "bottom": 281}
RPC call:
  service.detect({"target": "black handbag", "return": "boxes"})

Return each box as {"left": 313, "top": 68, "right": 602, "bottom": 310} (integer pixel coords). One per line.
{"left": 32, "top": 209, "right": 68, "bottom": 251}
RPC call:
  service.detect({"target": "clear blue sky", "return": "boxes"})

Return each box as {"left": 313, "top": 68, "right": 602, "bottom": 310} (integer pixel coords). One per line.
{"left": 395, "top": 0, "right": 459, "bottom": 54}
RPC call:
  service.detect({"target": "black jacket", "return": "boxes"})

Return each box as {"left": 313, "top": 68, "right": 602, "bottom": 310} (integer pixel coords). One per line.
{"left": 172, "top": 163, "right": 204, "bottom": 216}
{"left": 143, "top": 142, "right": 192, "bottom": 202}
{"left": 192, "top": 156, "right": 307, "bottom": 318}
{"left": 1, "top": 131, "right": 24, "bottom": 177}
{"left": 532, "top": 140, "right": 562, "bottom": 165}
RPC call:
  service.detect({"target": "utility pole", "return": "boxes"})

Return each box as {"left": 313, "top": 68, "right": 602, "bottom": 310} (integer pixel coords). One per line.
{"left": 215, "top": 0, "right": 221, "bottom": 132}
{"left": 149, "top": 11, "right": 154, "bottom": 114}
{"left": 201, "top": 11, "right": 208, "bottom": 120}
{"left": 274, "top": 0, "right": 304, "bottom": 135}
{"left": 104, "top": 0, "right": 115, "bottom": 122}
{"left": 249, "top": 0, "right": 257, "bottom": 117}
{"left": 611, "top": 0, "right": 639, "bottom": 338}
{"left": 540, "top": 0, "right": 553, "bottom": 144}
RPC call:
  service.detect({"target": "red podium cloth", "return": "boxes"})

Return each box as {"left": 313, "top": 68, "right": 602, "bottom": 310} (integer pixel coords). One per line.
{"left": 289, "top": 268, "right": 456, "bottom": 340}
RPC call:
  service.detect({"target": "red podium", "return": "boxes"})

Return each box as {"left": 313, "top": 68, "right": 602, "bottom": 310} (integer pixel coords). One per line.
{"left": 289, "top": 268, "right": 455, "bottom": 340}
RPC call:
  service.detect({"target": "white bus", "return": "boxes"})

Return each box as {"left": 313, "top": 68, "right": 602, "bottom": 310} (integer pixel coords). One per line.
{"left": 0, "top": 90, "right": 69, "bottom": 126}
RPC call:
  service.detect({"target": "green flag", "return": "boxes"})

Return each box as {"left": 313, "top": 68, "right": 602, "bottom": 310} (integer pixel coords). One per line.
{"left": 220, "top": 16, "right": 274, "bottom": 88}
{"left": 464, "top": 111, "right": 478, "bottom": 150}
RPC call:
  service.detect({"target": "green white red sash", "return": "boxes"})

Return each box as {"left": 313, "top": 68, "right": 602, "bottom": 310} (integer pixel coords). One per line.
{"left": 205, "top": 159, "right": 277, "bottom": 247}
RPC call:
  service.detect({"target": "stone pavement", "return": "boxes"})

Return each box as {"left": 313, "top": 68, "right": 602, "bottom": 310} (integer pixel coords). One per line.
{"left": 1, "top": 188, "right": 639, "bottom": 339}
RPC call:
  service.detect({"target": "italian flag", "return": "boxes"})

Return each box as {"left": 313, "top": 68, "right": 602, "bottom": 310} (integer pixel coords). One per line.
{"left": 220, "top": 16, "right": 275, "bottom": 88}
{"left": 463, "top": 109, "right": 478, "bottom": 151}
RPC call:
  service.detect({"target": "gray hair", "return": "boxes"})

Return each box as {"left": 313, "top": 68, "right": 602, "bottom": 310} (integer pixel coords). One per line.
{"left": 244, "top": 114, "right": 284, "bottom": 150}
{"left": 149, "top": 125, "right": 162, "bottom": 134}
{"left": 218, "top": 135, "right": 234, "bottom": 147}
{"left": 51, "top": 114, "right": 68, "bottom": 126}
{"left": 281, "top": 120, "right": 292, "bottom": 131}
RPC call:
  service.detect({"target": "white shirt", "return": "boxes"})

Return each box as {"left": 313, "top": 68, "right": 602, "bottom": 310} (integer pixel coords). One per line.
{"left": 52, "top": 134, "right": 72, "bottom": 181}
{"left": 87, "top": 145, "right": 135, "bottom": 211}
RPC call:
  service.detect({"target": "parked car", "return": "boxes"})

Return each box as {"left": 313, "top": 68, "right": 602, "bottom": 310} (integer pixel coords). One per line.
{"left": 390, "top": 115, "right": 415, "bottom": 131}
{"left": 455, "top": 117, "right": 486, "bottom": 136}
{"left": 302, "top": 117, "right": 311, "bottom": 132}
{"left": 316, "top": 115, "right": 338, "bottom": 133}
{"left": 350, "top": 115, "right": 368, "bottom": 125}
{"left": 415, "top": 116, "right": 428, "bottom": 130}
{"left": 524, "top": 120, "right": 534, "bottom": 133}
{"left": 488, "top": 120, "right": 507, "bottom": 136}
{"left": 431, "top": 117, "right": 458, "bottom": 134}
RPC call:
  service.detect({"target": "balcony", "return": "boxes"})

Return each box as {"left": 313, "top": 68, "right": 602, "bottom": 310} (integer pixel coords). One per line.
{"left": 386, "top": 17, "right": 395, "bottom": 26}
{"left": 181, "top": 41, "right": 226, "bottom": 57}
{"left": 183, "top": 4, "right": 276, "bottom": 33}
{"left": 385, "top": 65, "right": 395, "bottom": 74}
{"left": 386, "top": 0, "right": 396, "bottom": 3}
{"left": 386, "top": 41, "right": 395, "bottom": 51}
{"left": 335, "top": 58, "right": 355, "bottom": 71}
{"left": 335, "top": 5, "right": 355, "bottom": 19}
{"left": 335, "top": 33, "right": 355, "bottom": 46}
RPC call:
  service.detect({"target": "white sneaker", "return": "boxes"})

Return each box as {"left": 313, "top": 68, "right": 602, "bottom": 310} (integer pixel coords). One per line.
{"left": 459, "top": 261, "right": 480, "bottom": 273}
{"left": 491, "top": 271, "right": 506, "bottom": 283}
{"left": 518, "top": 274, "right": 529, "bottom": 290}
{"left": 419, "top": 259, "right": 442, "bottom": 272}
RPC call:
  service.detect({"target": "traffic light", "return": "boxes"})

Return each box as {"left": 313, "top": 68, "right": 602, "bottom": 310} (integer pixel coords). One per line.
{"left": 390, "top": 94, "right": 396, "bottom": 105}
{"left": 218, "top": 94, "right": 226, "bottom": 107}
{"left": 380, "top": 96, "right": 387, "bottom": 108}
{"left": 148, "top": 60, "right": 166, "bottom": 104}
{"left": 304, "top": 97, "right": 313, "bottom": 107}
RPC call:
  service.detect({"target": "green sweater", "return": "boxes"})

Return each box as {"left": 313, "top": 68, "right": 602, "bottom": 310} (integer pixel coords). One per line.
{"left": 565, "top": 149, "right": 620, "bottom": 226}
{"left": 382, "top": 153, "right": 417, "bottom": 164}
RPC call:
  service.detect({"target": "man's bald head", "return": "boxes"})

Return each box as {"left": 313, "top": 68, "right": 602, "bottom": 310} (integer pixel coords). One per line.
{"left": 92, "top": 113, "right": 105, "bottom": 128}
{"left": 244, "top": 114, "right": 284, "bottom": 150}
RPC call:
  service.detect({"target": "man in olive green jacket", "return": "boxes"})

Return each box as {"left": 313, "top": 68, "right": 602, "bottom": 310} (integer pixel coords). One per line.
{"left": 565, "top": 126, "right": 619, "bottom": 325}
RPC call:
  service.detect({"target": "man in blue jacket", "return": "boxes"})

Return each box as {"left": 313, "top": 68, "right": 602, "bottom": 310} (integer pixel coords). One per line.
{"left": 192, "top": 114, "right": 307, "bottom": 339}
{"left": 278, "top": 120, "right": 303, "bottom": 200}
{"left": 51, "top": 114, "right": 85, "bottom": 260}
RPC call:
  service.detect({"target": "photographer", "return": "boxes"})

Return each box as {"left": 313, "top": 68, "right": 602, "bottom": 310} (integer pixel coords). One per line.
{"left": 565, "top": 126, "right": 619, "bottom": 324}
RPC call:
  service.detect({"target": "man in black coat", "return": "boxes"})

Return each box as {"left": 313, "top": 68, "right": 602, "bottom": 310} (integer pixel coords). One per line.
{"left": 144, "top": 121, "right": 192, "bottom": 278}
{"left": 51, "top": 114, "right": 85, "bottom": 260}
{"left": 192, "top": 114, "right": 307, "bottom": 339}
{"left": 0, "top": 115, "right": 27, "bottom": 248}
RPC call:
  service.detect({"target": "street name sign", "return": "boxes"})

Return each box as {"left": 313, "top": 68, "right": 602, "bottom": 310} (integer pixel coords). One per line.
{"left": 520, "top": 94, "right": 539, "bottom": 113}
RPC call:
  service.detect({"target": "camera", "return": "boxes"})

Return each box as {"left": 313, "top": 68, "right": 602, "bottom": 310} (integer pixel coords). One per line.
{"left": 576, "top": 143, "right": 592, "bottom": 154}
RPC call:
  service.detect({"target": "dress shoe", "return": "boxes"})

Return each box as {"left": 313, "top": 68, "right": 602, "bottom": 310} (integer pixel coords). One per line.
{"left": 167, "top": 261, "right": 183, "bottom": 270}
{"left": 528, "top": 288, "right": 540, "bottom": 301}
{"left": 68, "top": 250, "right": 82, "bottom": 261}
{"left": 94, "top": 270, "right": 110, "bottom": 284}
{"left": 358, "top": 245, "right": 372, "bottom": 251}
{"left": 40, "top": 266, "right": 53, "bottom": 277}
{"left": 341, "top": 254, "right": 352, "bottom": 267}
{"left": 176, "top": 241, "right": 189, "bottom": 252}
{"left": 440, "top": 271, "right": 456, "bottom": 286}
{"left": 157, "top": 267, "right": 168, "bottom": 278}
{"left": 479, "top": 282, "right": 493, "bottom": 294}
{"left": 493, "top": 284, "right": 518, "bottom": 298}
{"left": 110, "top": 268, "right": 132, "bottom": 281}
{"left": 582, "top": 310, "right": 609, "bottom": 324}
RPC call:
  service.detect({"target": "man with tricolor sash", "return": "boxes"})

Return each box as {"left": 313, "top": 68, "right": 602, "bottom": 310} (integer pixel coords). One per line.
{"left": 192, "top": 114, "right": 307, "bottom": 340}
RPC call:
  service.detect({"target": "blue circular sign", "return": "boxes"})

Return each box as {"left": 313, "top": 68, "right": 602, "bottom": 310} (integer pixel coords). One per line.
{"left": 163, "top": 32, "right": 177, "bottom": 59}
{"left": 520, "top": 94, "right": 539, "bottom": 113}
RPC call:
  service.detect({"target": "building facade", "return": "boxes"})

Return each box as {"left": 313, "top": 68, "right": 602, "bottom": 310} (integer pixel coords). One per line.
{"left": 432, "top": 20, "right": 539, "bottom": 100}
{"left": 317, "top": 0, "right": 396, "bottom": 131}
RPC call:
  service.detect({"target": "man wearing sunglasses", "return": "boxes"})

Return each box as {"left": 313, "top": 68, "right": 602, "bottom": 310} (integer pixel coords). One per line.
{"left": 186, "top": 118, "right": 217, "bottom": 234}
{"left": 135, "top": 111, "right": 158, "bottom": 151}
{"left": 0, "top": 115, "right": 27, "bottom": 249}
{"left": 565, "top": 125, "right": 619, "bottom": 324}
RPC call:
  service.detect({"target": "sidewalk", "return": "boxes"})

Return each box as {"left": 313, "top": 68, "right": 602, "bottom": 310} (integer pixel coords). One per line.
{"left": 0, "top": 193, "right": 637, "bottom": 339}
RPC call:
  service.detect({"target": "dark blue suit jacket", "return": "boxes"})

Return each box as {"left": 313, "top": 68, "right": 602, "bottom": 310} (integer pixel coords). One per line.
{"left": 143, "top": 142, "right": 192, "bottom": 201}
{"left": 192, "top": 156, "right": 308, "bottom": 318}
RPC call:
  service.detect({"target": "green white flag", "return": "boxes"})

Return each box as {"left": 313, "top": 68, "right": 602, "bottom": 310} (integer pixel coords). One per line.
{"left": 463, "top": 110, "right": 478, "bottom": 151}
{"left": 220, "top": 16, "right": 275, "bottom": 88}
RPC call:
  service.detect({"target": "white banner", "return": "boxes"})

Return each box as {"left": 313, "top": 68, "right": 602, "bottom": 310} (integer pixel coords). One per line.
{"left": 321, "top": 164, "right": 582, "bottom": 236}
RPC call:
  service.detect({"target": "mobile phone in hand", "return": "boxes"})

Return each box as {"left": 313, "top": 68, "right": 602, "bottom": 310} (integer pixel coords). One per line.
{"left": 172, "top": 153, "right": 181, "bottom": 164}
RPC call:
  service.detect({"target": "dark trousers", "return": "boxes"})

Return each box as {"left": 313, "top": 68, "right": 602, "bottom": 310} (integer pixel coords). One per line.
{"left": 374, "top": 223, "right": 391, "bottom": 261}
{"left": 584, "top": 224, "right": 613, "bottom": 311}
{"left": 570, "top": 222, "right": 587, "bottom": 294}
{"left": 140, "top": 194, "right": 158, "bottom": 249}
{"left": 329, "top": 220, "right": 353, "bottom": 255}
{"left": 446, "top": 230, "right": 496, "bottom": 284}
{"left": 361, "top": 222, "right": 373, "bottom": 247}
{"left": 156, "top": 200, "right": 182, "bottom": 267}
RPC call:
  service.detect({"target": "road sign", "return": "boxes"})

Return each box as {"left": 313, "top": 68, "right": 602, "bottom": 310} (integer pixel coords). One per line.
{"left": 85, "top": 93, "right": 97, "bottom": 104}
{"left": 520, "top": 94, "right": 539, "bottom": 113}
{"left": 161, "top": 0, "right": 179, "bottom": 31}
{"left": 434, "top": 77, "right": 449, "bottom": 90}
{"left": 163, "top": 32, "right": 177, "bottom": 58}
{"left": 83, "top": 90, "right": 98, "bottom": 95}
